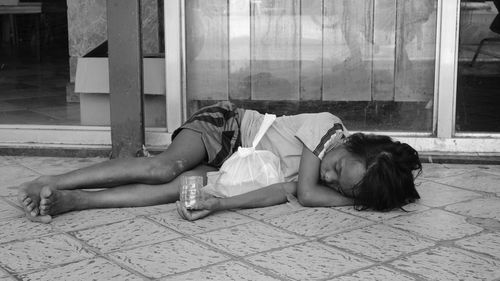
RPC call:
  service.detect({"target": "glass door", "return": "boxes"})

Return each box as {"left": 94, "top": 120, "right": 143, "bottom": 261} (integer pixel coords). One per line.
{"left": 0, "top": 0, "right": 168, "bottom": 148}
{"left": 456, "top": 0, "right": 500, "bottom": 133}
{"left": 182, "top": 0, "right": 438, "bottom": 133}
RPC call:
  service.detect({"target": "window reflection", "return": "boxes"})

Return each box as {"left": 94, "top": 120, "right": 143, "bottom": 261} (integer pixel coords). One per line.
{"left": 185, "top": 0, "right": 437, "bottom": 132}
{"left": 456, "top": 0, "right": 500, "bottom": 133}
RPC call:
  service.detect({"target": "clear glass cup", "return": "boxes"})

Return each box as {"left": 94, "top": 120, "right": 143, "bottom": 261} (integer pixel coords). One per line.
{"left": 179, "top": 175, "right": 203, "bottom": 209}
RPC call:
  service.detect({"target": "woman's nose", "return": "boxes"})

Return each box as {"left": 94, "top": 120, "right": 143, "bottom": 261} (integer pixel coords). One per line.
{"left": 324, "top": 171, "right": 337, "bottom": 182}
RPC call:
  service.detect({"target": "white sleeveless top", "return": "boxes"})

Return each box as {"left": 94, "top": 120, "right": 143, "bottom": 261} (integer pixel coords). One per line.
{"left": 240, "top": 109, "right": 348, "bottom": 182}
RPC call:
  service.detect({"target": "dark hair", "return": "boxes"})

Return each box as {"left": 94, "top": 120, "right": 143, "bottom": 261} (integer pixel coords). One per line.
{"left": 344, "top": 133, "right": 422, "bottom": 211}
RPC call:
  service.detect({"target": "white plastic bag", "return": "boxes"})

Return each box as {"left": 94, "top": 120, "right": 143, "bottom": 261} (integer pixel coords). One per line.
{"left": 203, "top": 114, "right": 284, "bottom": 197}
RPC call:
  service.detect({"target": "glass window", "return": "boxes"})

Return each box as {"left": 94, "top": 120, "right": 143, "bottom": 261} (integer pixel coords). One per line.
{"left": 0, "top": 1, "right": 75, "bottom": 125}
{"left": 184, "top": 0, "right": 437, "bottom": 132}
{"left": 0, "top": 0, "right": 164, "bottom": 128}
{"left": 456, "top": 0, "right": 500, "bottom": 133}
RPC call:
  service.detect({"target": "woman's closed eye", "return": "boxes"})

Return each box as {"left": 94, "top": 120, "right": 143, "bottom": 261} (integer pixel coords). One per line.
{"left": 324, "top": 180, "right": 345, "bottom": 195}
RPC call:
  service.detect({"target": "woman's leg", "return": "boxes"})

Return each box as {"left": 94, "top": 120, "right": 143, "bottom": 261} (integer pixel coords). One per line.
{"left": 18, "top": 129, "right": 207, "bottom": 216}
{"left": 37, "top": 165, "right": 217, "bottom": 221}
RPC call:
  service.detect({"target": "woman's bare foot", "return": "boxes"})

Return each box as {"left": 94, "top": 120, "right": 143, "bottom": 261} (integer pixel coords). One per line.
{"left": 39, "top": 186, "right": 80, "bottom": 218}
{"left": 17, "top": 176, "right": 54, "bottom": 217}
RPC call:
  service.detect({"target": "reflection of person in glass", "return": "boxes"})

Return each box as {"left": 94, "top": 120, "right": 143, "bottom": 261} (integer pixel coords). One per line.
{"left": 342, "top": 0, "right": 434, "bottom": 68}
{"left": 18, "top": 102, "right": 422, "bottom": 223}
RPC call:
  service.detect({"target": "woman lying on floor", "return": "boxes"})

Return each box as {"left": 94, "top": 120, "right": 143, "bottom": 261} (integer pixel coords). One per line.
{"left": 17, "top": 101, "right": 422, "bottom": 223}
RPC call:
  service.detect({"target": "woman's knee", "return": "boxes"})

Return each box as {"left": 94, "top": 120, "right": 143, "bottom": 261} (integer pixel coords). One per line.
{"left": 147, "top": 158, "right": 186, "bottom": 183}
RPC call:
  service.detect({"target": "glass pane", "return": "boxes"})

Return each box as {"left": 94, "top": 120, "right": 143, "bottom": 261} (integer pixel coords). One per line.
{"left": 0, "top": 0, "right": 164, "bottom": 127}
{"left": 0, "top": 1, "right": 75, "bottom": 125}
{"left": 184, "top": 0, "right": 437, "bottom": 132}
{"left": 456, "top": 0, "right": 500, "bottom": 133}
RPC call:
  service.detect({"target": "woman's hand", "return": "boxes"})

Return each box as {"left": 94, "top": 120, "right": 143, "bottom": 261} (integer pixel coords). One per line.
{"left": 176, "top": 193, "right": 220, "bottom": 221}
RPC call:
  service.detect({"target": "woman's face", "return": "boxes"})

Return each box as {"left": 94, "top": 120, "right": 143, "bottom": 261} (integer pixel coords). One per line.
{"left": 320, "top": 145, "right": 366, "bottom": 197}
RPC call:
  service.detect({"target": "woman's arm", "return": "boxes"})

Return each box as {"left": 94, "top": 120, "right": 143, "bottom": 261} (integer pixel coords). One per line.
{"left": 177, "top": 146, "right": 352, "bottom": 221}
{"left": 177, "top": 182, "right": 297, "bottom": 221}
{"left": 296, "top": 147, "right": 353, "bottom": 207}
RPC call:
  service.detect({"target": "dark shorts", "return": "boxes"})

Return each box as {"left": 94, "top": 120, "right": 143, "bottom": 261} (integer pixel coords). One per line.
{"left": 172, "top": 101, "right": 245, "bottom": 168}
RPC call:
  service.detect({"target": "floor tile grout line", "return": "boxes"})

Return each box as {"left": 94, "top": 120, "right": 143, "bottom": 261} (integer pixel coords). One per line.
{"left": 234, "top": 204, "right": 308, "bottom": 221}
{"left": 5, "top": 160, "right": 43, "bottom": 177}
{"left": 433, "top": 196, "right": 500, "bottom": 219}
{"left": 189, "top": 226, "right": 311, "bottom": 260}
{"left": 145, "top": 209, "right": 262, "bottom": 236}
{"left": 424, "top": 180, "right": 499, "bottom": 197}
{"left": 58, "top": 231, "right": 154, "bottom": 281}
{"left": 379, "top": 210, "right": 484, "bottom": 242}
{"left": 48, "top": 210, "right": 137, "bottom": 233}
{"left": 417, "top": 194, "right": 485, "bottom": 209}
{"left": 104, "top": 235, "right": 237, "bottom": 280}
{"left": 453, "top": 242, "right": 500, "bottom": 262}
{"left": 384, "top": 218, "right": 493, "bottom": 246}
{"left": 233, "top": 259, "right": 293, "bottom": 281}
{"left": 68, "top": 219, "right": 186, "bottom": 255}
{"left": 381, "top": 244, "right": 500, "bottom": 281}
{"left": 333, "top": 205, "right": 429, "bottom": 223}
{"left": 0, "top": 197, "right": 25, "bottom": 221}
{"left": 61, "top": 214, "right": 168, "bottom": 235}
{"left": 154, "top": 258, "right": 290, "bottom": 281}
{"left": 315, "top": 227, "right": 437, "bottom": 261}
{"left": 0, "top": 225, "right": 62, "bottom": 246}
{"left": 317, "top": 262, "right": 421, "bottom": 281}
{"left": 239, "top": 239, "right": 377, "bottom": 281}
{"left": 420, "top": 168, "right": 478, "bottom": 180}
{"left": 259, "top": 208, "right": 377, "bottom": 239}
{"left": 381, "top": 263, "right": 429, "bottom": 281}
{"left": 13, "top": 256, "right": 152, "bottom": 281}
{"left": 1, "top": 232, "right": 98, "bottom": 277}
{"left": 75, "top": 236, "right": 184, "bottom": 258}
{"left": 323, "top": 242, "right": 498, "bottom": 281}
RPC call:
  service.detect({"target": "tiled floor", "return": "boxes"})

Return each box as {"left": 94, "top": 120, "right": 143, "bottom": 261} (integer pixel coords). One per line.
{"left": 1, "top": 156, "right": 500, "bottom": 280}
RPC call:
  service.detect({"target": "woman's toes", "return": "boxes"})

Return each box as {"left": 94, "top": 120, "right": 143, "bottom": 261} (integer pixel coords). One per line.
{"left": 17, "top": 191, "right": 28, "bottom": 204}
{"left": 23, "top": 197, "right": 32, "bottom": 207}
{"left": 40, "top": 197, "right": 51, "bottom": 206}
{"left": 26, "top": 201, "right": 35, "bottom": 212}
{"left": 30, "top": 209, "right": 39, "bottom": 217}
{"left": 39, "top": 187, "right": 53, "bottom": 216}
{"left": 25, "top": 204, "right": 39, "bottom": 217}
{"left": 40, "top": 204, "right": 50, "bottom": 215}
{"left": 27, "top": 214, "right": 52, "bottom": 224}
{"left": 40, "top": 186, "right": 53, "bottom": 200}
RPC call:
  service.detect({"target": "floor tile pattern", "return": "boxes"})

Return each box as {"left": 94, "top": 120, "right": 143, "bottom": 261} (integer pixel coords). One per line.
{"left": 455, "top": 232, "right": 500, "bottom": 260}
{"left": 72, "top": 218, "right": 183, "bottom": 252}
{"left": 264, "top": 208, "right": 372, "bottom": 237}
{"left": 109, "top": 238, "right": 230, "bottom": 279}
{"left": 149, "top": 209, "right": 254, "bottom": 235}
{"left": 436, "top": 170, "right": 500, "bottom": 194}
{"left": 0, "top": 234, "right": 94, "bottom": 273}
{"left": 331, "top": 266, "right": 417, "bottom": 281}
{"left": 0, "top": 218, "right": 54, "bottom": 244}
{"left": 194, "top": 221, "right": 308, "bottom": 256}
{"left": 0, "top": 199, "right": 23, "bottom": 220}
{"left": 160, "top": 261, "right": 281, "bottom": 281}
{"left": 18, "top": 258, "right": 144, "bottom": 281}
{"left": 245, "top": 241, "right": 372, "bottom": 280}
{"left": 322, "top": 224, "right": 435, "bottom": 262}
{"left": 0, "top": 159, "right": 499, "bottom": 280}
{"left": 386, "top": 209, "right": 483, "bottom": 240}
{"left": 390, "top": 246, "right": 500, "bottom": 280}
{"left": 416, "top": 181, "right": 481, "bottom": 207}
{"left": 445, "top": 197, "right": 500, "bottom": 221}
